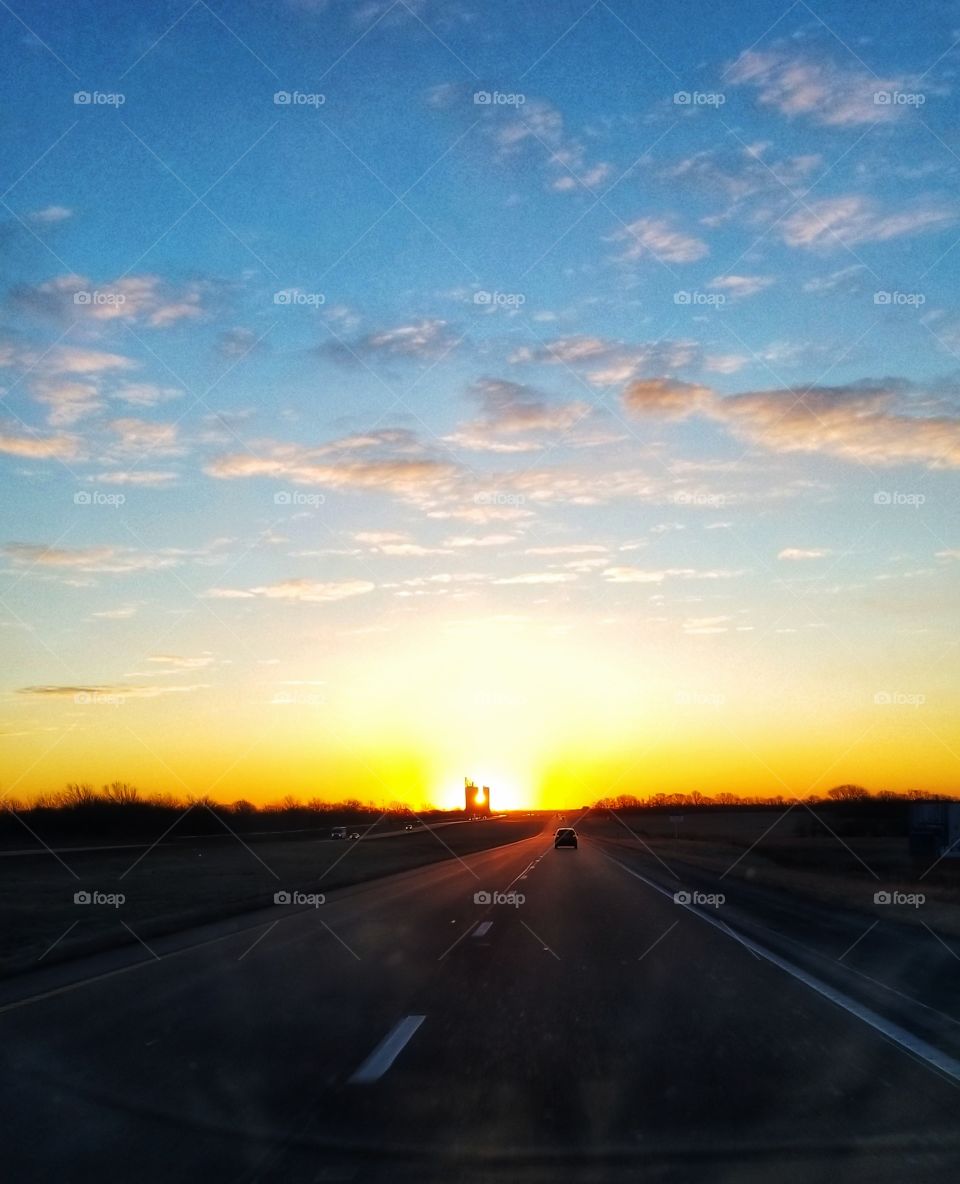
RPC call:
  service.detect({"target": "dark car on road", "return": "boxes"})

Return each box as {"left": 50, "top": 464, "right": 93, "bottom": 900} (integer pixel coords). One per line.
{"left": 554, "top": 827, "right": 578, "bottom": 849}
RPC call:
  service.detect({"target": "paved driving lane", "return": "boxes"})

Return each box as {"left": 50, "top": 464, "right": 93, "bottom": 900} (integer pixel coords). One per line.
{"left": 3, "top": 822, "right": 959, "bottom": 1182}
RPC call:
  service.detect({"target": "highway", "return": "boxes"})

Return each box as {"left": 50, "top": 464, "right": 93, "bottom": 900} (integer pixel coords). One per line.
{"left": 3, "top": 817, "right": 959, "bottom": 1183}
{"left": 0, "top": 816, "right": 483, "bottom": 858}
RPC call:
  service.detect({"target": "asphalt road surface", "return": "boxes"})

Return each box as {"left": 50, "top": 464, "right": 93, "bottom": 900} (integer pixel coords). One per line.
{"left": 3, "top": 819, "right": 959, "bottom": 1183}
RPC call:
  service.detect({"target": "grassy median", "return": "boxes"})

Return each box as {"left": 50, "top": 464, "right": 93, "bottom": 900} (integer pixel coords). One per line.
{"left": 0, "top": 818, "right": 541, "bottom": 977}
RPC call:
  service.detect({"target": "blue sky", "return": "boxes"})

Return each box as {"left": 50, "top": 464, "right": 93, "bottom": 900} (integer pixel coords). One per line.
{"left": 2, "top": 0, "right": 959, "bottom": 805}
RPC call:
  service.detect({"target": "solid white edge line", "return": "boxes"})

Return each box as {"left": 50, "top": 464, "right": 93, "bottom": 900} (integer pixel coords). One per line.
{"left": 348, "top": 1014, "right": 426, "bottom": 1084}
{"left": 603, "top": 852, "right": 960, "bottom": 1087}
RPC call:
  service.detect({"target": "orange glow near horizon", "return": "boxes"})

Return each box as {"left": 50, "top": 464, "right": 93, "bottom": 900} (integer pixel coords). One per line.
{"left": 4, "top": 602, "right": 959, "bottom": 810}
{"left": 6, "top": 695, "right": 960, "bottom": 811}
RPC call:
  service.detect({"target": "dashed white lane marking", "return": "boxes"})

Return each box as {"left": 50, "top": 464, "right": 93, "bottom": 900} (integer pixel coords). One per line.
{"left": 604, "top": 852, "right": 960, "bottom": 1087}
{"left": 348, "top": 1015, "right": 426, "bottom": 1084}
{"left": 472, "top": 921, "right": 493, "bottom": 937}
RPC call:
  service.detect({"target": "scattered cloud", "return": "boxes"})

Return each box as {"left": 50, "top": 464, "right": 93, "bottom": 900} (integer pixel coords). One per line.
{"left": 9, "top": 273, "right": 209, "bottom": 328}
{"left": 603, "top": 566, "right": 745, "bottom": 583}
{"left": 778, "top": 547, "right": 833, "bottom": 561}
{"left": 683, "top": 615, "right": 733, "bottom": 634}
{"left": 113, "top": 383, "right": 184, "bottom": 407}
{"left": 662, "top": 144, "right": 822, "bottom": 213}
{"left": 493, "top": 572, "right": 578, "bottom": 585}
{"left": 0, "top": 429, "right": 78, "bottom": 459}
{"left": 28, "top": 206, "right": 73, "bottom": 223}
{"left": 491, "top": 98, "right": 613, "bottom": 195}
{"left": 208, "top": 447, "right": 458, "bottom": 499}
{"left": 91, "top": 605, "right": 138, "bottom": 619}
{"left": 780, "top": 196, "right": 954, "bottom": 250}
{"left": 612, "top": 217, "right": 708, "bottom": 264}
{"left": 42, "top": 345, "right": 136, "bottom": 376}
{"left": 93, "top": 469, "right": 179, "bottom": 486}
{"left": 447, "top": 533, "right": 515, "bottom": 547}
{"left": 705, "top": 354, "right": 749, "bottom": 375}
{"left": 619, "top": 375, "right": 960, "bottom": 470}
{"left": 147, "top": 653, "right": 216, "bottom": 669}
{"left": 623, "top": 377, "right": 714, "bottom": 420}
{"left": 728, "top": 50, "right": 922, "bottom": 128}
{"left": 525, "top": 544, "right": 608, "bottom": 556}
{"left": 207, "top": 578, "right": 375, "bottom": 603}
{"left": 17, "top": 683, "right": 206, "bottom": 700}
{"left": 31, "top": 379, "right": 103, "bottom": 426}
{"left": 510, "top": 335, "right": 700, "bottom": 386}
{"left": 802, "top": 264, "right": 867, "bottom": 294}
{"left": 355, "top": 530, "right": 449, "bottom": 556}
{"left": 709, "top": 274, "right": 774, "bottom": 299}
{"left": 445, "top": 377, "right": 591, "bottom": 452}
{"left": 719, "top": 383, "right": 960, "bottom": 469}
{"left": 321, "top": 318, "right": 461, "bottom": 363}
{"left": 3, "top": 543, "right": 183, "bottom": 574}
{"left": 106, "top": 418, "right": 183, "bottom": 457}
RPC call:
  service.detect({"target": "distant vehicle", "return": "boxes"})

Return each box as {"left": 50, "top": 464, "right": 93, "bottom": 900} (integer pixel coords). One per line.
{"left": 348, "top": 831, "right": 361, "bottom": 841}
{"left": 404, "top": 823, "right": 415, "bottom": 830}
{"left": 330, "top": 827, "right": 347, "bottom": 840}
{"left": 554, "top": 827, "right": 578, "bottom": 849}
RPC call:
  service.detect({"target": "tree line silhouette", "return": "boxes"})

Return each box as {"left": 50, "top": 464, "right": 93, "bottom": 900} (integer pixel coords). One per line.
{"left": 0, "top": 782, "right": 448, "bottom": 843}
{"left": 591, "top": 785, "right": 957, "bottom": 809}
{"left": 2, "top": 781, "right": 955, "bottom": 845}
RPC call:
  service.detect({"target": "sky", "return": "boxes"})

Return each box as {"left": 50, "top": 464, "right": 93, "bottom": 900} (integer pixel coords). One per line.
{"left": 1, "top": 0, "right": 959, "bottom": 810}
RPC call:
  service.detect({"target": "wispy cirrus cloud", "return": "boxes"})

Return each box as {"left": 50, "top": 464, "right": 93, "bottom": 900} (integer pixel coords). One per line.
{"left": 208, "top": 449, "right": 458, "bottom": 497}
{"left": 106, "top": 418, "right": 184, "bottom": 458}
{"left": 9, "top": 273, "right": 210, "bottom": 328}
{"left": 491, "top": 97, "right": 613, "bottom": 194}
{"left": 3, "top": 543, "right": 195, "bottom": 574}
{"left": 447, "top": 533, "right": 516, "bottom": 548}
{"left": 207, "top": 578, "right": 375, "bottom": 603}
{"left": 493, "top": 571, "right": 578, "bottom": 585}
{"left": 321, "top": 318, "right": 461, "bottom": 363}
{"left": 28, "top": 205, "right": 73, "bottom": 223}
{"left": 801, "top": 264, "right": 866, "bottom": 294}
{"left": 207, "top": 424, "right": 471, "bottom": 516}
{"left": 0, "top": 429, "right": 78, "bottom": 459}
{"left": 93, "top": 470, "right": 179, "bottom": 486}
{"left": 147, "top": 653, "right": 216, "bottom": 669}
{"left": 17, "top": 683, "right": 206, "bottom": 700}
{"left": 709, "top": 274, "right": 775, "bottom": 299}
{"left": 780, "top": 196, "right": 954, "bottom": 250}
{"left": 525, "top": 544, "right": 608, "bottom": 556}
{"left": 779, "top": 548, "right": 832, "bottom": 560}
{"left": 603, "top": 566, "right": 746, "bottom": 583}
{"left": 30, "top": 379, "right": 102, "bottom": 427}
{"left": 444, "top": 377, "right": 591, "bottom": 453}
{"left": 728, "top": 49, "right": 923, "bottom": 128}
{"left": 612, "top": 216, "right": 708, "bottom": 264}
{"left": 23, "top": 343, "right": 136, "bottom": 377}
{"left": 355, "top": 530, "right": 450, "bottom": 557}
{"left": 663, "top": 144, "right": 822, "bottom": 209}
{"left": 112, "top": 383, "right": 185, "bottom": 408}
{"left": 510, "top": 335, "right": 701, "bottom": 386}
